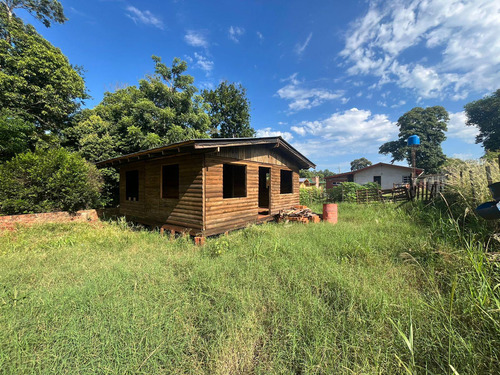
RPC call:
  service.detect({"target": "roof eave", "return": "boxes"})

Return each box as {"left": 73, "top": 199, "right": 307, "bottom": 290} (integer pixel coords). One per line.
{"left": 96, "top": 136, "right": 315, "bottom": 169}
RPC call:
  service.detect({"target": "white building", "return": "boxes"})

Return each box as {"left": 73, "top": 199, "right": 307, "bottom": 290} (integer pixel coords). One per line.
{"left": 325, "top": 163, "right": 424, "bottom": 190}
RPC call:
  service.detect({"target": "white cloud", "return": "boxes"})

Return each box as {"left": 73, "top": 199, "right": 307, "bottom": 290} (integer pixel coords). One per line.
{"left": 447, "top": 111, "right": 479, "bottom": 144}
{"left": 228, "top": 26, "right": 245, "bottom": 42}
{"left": 276, "top": 73, "right": 345, "bottom": 112}
{"left": 341, "top": 0, "right": 500, "bottom": 99}
{"left": 198, "top": 81, "right": 215, "bottom": 90}
{"left": 295, "top": 32, "right": 313, "bottom": 56}
{"left": 452, "top": 153, "right": 474, "bottom": 160}
{"left": 125, "top": 6, "right": 164, "bottom": 29}
{"left": 290, "top": 126, "right": 306, "bottom": 136}
{"left": 184, "top": 30, "right": 208, "bottom": 48}
{"left": 390, "top": 100, "right": 406, "bottom": 108}
{"left": 257, "top": 31, "right": 264, "bottom": 40}
{"left": 256, "top": 128, "right": 294, "bottom": 141}
{"left": 194, "top": 52, "right": 213, "bottom": 74}
{"left": 289, "top": 108, "right": 398, "bottom": 157}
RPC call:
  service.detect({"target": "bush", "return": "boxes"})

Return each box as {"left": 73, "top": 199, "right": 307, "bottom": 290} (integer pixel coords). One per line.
{"left": 325, "top": 182, "right": 363, "bottom": 202}
{"left": 299, "top": 187, "right": 326, "bottom": 206}
{"left": 0, "top": 148, "right": 103, "bottom": 214}
{"left": 323, "top": 182, "right": 381, "bottom": 203}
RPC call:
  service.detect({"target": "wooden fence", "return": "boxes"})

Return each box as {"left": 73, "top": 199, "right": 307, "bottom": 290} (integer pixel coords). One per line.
{"left": 356, "top": 180, "right": 446, "bottom": 204}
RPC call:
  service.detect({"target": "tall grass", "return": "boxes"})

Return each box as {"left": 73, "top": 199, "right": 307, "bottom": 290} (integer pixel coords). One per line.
{"left": 0, "top": 204, "right": 499, "bottom": 374}
{"left": 444, "top": 158, "right": 500, "bottom": 207}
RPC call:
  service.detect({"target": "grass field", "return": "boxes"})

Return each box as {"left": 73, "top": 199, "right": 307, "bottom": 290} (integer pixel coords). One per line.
{"left": 0, "top": 203, "right": 498, "bottom": 374}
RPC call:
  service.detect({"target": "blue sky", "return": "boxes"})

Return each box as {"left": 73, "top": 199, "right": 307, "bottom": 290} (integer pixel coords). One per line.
{"left": 23, "top": 0, "right": 498, "bottom": 171}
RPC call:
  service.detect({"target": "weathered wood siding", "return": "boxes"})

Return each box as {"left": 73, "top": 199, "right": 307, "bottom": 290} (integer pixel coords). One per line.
{"left": 270, "top": 167, "right": 300, "bottom": 213}
{"left": 118, "top": 145, "right": 301, "bottom": 236}
{"left": 119, "top": 154, "right": 203, "bottom": 231}
{"left": 217, "top": 145, "right": 297, "bottom": 167}
{"left": 203, "top": 146, "right": 300, "bottom": 236}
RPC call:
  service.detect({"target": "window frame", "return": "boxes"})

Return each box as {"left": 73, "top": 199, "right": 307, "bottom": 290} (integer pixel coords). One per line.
{"left": 161, "top": 164, "right": 180, "bottom": 200}
{"left": 125, "top": 169, "right": 140, "bottom": 202}
{"left": 280, "top": 169, "right": 294, "bottom": 194}
{"left": 223, "top": 163, "right": 247, "bottom": 199}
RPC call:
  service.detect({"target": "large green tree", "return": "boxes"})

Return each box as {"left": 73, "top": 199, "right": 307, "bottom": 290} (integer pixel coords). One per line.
{"left": 379, "top": 106, "right": 449, "bottom": 174}
{"left": 464, "top": 89, "right": 500, "bottom": 152}
{"left": 350, "top": 157, "right": 372, "bottom": 171}
{"left": 65, "top": 56, "right": 210, "bottom": 160}
{"left": 64, "top": 56, "right": 211, "bottom": 204}
{"left": 0, "top": 7, "right": 86, "bottom": 142}
{"left": 202, "top": 81, "right": 254, "bottom": 138}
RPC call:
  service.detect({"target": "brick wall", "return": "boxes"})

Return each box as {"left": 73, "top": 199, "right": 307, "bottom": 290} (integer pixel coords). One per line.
{"left": 0, "top": 210, "right": 101, "bottom": 231}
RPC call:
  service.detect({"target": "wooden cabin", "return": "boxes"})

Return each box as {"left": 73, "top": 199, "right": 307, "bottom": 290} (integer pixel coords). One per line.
{"left": 96, "top": 137, "right": 315, "bottom": 237}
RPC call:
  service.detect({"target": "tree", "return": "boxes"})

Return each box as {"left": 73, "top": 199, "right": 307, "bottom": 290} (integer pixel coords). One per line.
{"left": 65, "top": 56, "right": 210, "bottom": 159}
{"left": 1, "top": 0, "right": 65, "bottom": 27}
{"left": 1, "top": 0, "right": 65, "bottom": 44}
{"left": 350, "top": 157, "right": 372, "bottom": 171}
{"left": 299, "top": 169, "right": 335, "bottom": 179}
{"left": 464, "top": 89, "right": 500, "bottom": 152}
{"left": 202, "top": 81, "right": 254, "bottom": 138}
{"left": 64, "top": 56, "right": 211, "bottom": 204}
{"left": 379, "top": 106, "right": 448, "bottom": 174}
{"left": 0, "top": 12, "right": 86, "bottom": 140}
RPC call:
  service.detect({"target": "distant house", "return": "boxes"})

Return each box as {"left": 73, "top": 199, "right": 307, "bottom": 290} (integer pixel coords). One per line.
{"left": 97, "top": 137, "right": 315, "bottom": 237}
{"left": 299, "top": 176, "right": 326, "bottom": 189}
{"left": 299, "top": 178, "right": 312, "bottom": 188}
{"left": 325, "top": 163, "right": 424, "bottom": 190}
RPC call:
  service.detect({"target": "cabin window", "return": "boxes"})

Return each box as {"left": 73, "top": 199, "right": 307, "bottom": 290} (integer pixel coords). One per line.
{"left": 280, "top": 170, "right": 293, "bottom": 194}
{"left": 125, "top": 170, "right": 139, "bottom": 201}
{"left": 373, "top": 176, "right": 382, "bottom": 186}
{"left": 402, "top": 175, "right": 411, "bottom": 184}
{"left": 162, "top": 164, "right": 179, "bottom": 199}
{"left": 223, "top": 164, "right": 246, "bottom": 198}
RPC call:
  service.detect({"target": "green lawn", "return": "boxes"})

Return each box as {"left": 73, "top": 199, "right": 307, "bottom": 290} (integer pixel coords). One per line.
{"left": 0, "top": 203, "right": 498, "bottom": 374}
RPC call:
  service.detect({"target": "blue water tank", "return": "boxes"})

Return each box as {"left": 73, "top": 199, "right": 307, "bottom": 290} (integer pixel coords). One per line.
{"left": 407, "top": 135, "right": 420, "bottom": 146}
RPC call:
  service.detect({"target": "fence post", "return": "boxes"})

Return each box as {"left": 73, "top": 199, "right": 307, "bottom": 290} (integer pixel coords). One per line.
{"left": 469, "top": 170, "right": 477, "bottom": 206}
{"left": 486, "top": 165, "right": 493, "bottom": 186}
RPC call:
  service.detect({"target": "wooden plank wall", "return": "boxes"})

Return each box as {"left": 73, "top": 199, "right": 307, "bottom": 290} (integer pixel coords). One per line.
{"left": 204, "top": 145, "right": 300, "bottom": 236}
{"left": 270, "top": 167, "right": 300, "bottom": 213}
{"left": 119, "top": 154, "right": 203, "bottom": 231}
{"left": 218, "top": 145, "right": 291, "bottom": 167}
{"left": 204, "top": 156, "right": 259, "bottom": 236}
{"left": 118, "top": 145, "right": 302, "bottom": 236}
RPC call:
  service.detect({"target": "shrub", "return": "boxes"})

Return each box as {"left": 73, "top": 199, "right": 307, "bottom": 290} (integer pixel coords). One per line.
{"left": 299, "top": 187, "right": 326, "bottom": 206}
{"left": 325, "top": 182, "right": 364, "bottom": 202}
{"left": 0, "top": 148, "right": 103, "bottom": 214}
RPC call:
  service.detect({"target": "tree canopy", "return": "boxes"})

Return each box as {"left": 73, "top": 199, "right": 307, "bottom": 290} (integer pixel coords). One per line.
{"left": 65, "top": 56, "right": 210, "bottom": 161}
{"left": 202, "top": 81, "right": 254, "bottom": 138}
{"left": 0, "top": 12, "right": 86, "bottom": 140}
{"left": 464, "top": 89, "right": 500, "bottom": 152}
{"left": 299, "top": 169, "right": 335, "bottom": 179}
{"left": 350, "top": 157, "right": 372, "bottom": 171}
{"left": 1, "top": 0, "right": 66, "bottom": 28}
{"left": 379, "top": 106, "right": 448, "bottom": 174}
